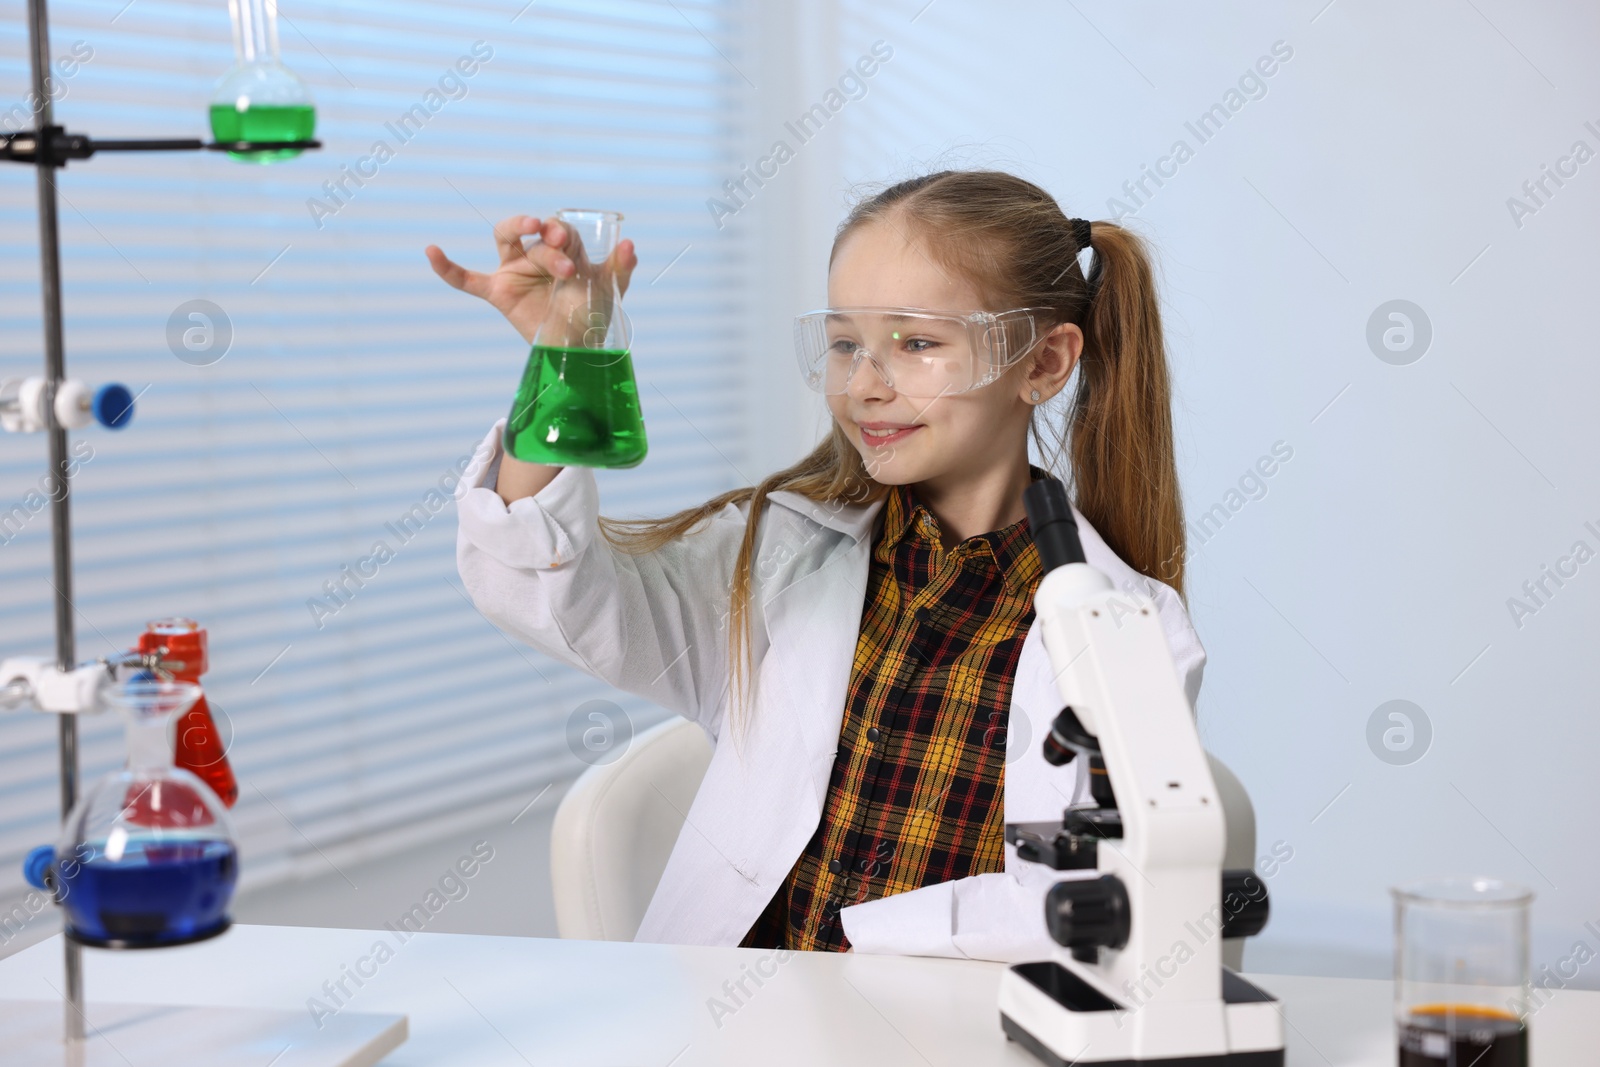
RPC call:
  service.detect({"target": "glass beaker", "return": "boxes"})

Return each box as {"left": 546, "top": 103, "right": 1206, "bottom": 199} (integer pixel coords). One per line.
{"left": 209, "top": 0, "right": 316, "bottom": 162}
{"left": 504, "top": 208, "right": 647, "bottom": 469}
{"left": 53, "top": 680, "right": 238, "bottom": 948}
{"left": 1393, "top": 876, "right": 1532, "bottom": 1067}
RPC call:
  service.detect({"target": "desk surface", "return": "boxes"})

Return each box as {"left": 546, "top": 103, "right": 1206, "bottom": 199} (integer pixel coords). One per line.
{"left": 1, "top": 925, "right": 1594, "bottom": 1066}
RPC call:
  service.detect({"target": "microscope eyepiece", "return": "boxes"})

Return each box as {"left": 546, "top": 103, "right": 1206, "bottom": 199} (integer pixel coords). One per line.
{"left": 1023, "top": 476, "right": 1086, "bottom": 572}
{"left": 1045, "top": 706, "right": 1099, "bottom": 764}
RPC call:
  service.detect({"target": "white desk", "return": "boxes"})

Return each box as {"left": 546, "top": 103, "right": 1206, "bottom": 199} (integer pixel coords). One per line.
{"left": 1, "top": 925, "right": 1595, "bottom": 1065}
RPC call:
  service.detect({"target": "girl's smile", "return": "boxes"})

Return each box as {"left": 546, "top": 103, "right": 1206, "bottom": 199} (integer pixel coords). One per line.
{"left": 857, "top": 422, "right": 923, "bottom": 445}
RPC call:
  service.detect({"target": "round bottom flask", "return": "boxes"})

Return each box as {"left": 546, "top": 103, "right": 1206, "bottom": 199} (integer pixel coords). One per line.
{"left": 208, "top": 61, "right": 316, "bottom": 163}
{"left": 55, "top": 680, "right": 239, "bottom": 948}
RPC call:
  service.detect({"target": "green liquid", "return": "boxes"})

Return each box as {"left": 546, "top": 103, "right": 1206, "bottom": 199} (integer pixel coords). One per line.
{"left": 208, "top": 103, "right": 315, "bottom": 163}
{"left": 505, "top": 345, "right": 648, "bottom": 468}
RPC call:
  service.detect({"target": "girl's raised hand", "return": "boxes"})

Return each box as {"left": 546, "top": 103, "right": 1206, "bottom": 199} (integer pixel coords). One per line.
{"left": 425, "top": 215, "right": 638, "bottom": 344}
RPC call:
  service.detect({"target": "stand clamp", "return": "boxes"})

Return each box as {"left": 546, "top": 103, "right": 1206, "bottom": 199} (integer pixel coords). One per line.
{"left": 2, "top": 125, "right": 320, "bottom": 169}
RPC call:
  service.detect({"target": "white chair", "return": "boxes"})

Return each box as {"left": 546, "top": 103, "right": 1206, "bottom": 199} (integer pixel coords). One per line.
{"left": 550, "top": 716, "right": 714, "bottom": 942}
{"left": 550, "top": 716, "right": 1257, "bottom": 968}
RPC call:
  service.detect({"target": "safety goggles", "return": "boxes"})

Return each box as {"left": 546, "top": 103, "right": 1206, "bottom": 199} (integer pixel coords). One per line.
{"left": 793, "top": 306, "right": 1052, "bottom": 398}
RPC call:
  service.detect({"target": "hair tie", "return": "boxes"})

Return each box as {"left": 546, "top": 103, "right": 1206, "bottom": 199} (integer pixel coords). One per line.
{"left": 1066, "top": 217, "right": 1103, "bottom": 298}
{"left": 1069, "top": 217, "right": 1092, "bottom": 250}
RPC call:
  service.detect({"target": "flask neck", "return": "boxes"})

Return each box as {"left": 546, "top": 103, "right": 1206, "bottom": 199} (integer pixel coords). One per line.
{"left": 125, "top": 712, "right": 178, "bottom": 774}
{"left": 102, "top": 681, "right": 197, "bottom": 774}
{"left": 229, "top": 0, "right": 283, "bottom": 65}
{"left": 556, "top": 210, "right": 623, "bottom": 263}
{"left": 531, "top": 211, "right": 629, "bottom": 351}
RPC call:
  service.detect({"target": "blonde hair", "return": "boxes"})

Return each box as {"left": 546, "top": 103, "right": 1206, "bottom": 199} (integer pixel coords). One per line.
{"left": 596, "top": 170, "right": 1185, "bottom": 742}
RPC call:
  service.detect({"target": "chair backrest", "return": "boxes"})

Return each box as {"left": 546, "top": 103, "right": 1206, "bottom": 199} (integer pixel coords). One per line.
{"left": 550, "top": 716, "right": 1258, "bottom": 965}
{"left": 550, "top": 715, "right": 713, "bottom": 941}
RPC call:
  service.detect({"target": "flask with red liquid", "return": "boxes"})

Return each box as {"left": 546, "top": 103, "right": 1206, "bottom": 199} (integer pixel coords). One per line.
{"left": 134, "top": 618, "right": 238, "bottom": 808}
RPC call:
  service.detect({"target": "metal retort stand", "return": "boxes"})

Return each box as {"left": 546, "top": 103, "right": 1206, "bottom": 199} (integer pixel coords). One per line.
{"left": 1, "top": 2, "right": 412, "bottom": 1061}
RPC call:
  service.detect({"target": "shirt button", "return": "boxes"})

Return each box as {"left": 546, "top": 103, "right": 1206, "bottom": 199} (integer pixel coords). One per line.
{"left": 828, "top": 859, "right": 842, "bottom": 874}
{"left": 866, "top": 727, "right": 881, "bottom": 742}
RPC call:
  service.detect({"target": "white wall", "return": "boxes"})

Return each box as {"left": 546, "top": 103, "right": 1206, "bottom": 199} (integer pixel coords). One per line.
{"left": 747, "top": 0, "right": 1600, "bottom": 979}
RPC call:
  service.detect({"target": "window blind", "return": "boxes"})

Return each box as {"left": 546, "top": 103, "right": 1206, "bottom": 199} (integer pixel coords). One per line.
{"left": 0, "top": 0, "right": 751, "bottom": 921}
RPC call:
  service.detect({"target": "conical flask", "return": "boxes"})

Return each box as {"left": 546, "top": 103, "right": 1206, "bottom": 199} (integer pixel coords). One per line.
{"left": 136, "top": 617, "right": 238, "bottom": 808}
{"left": 208, "top": 0, "right": 316, "bottom": 163}
{"left": 53, "top": 680, "right": 238, "bottom": 948}
{"left": 504, "top": 208, "right": 647, "bottom": 469}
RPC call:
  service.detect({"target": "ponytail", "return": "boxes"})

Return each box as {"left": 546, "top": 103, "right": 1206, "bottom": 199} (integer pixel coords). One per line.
{"left": 1065, "top": 220, "right": 1187, "bottom": 599}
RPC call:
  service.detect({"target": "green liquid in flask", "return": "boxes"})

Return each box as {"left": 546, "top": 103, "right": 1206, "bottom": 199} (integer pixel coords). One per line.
{"left": 505, "top": 345, "right": 647, "bottom": 468}
{"left": 208, "top": 103, "right": 316, "bottom": 162}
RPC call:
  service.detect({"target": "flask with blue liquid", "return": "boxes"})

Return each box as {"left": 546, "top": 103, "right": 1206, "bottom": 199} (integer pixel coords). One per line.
{"left": 27, "top": 679, "right": 238, "bottom": 948}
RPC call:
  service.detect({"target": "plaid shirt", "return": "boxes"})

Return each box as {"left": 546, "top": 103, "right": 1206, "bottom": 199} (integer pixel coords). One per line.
{"left": 739, "top": 465, "right": 1046, "bottom": 951}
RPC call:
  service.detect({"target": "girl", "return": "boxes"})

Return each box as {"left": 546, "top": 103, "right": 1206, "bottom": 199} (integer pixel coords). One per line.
{"left": 429, "top": 169, "right": 1205, "bottom": 962}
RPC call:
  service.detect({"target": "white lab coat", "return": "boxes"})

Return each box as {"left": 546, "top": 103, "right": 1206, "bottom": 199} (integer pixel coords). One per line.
{"left": 454, "top": 418, "right": 1206, "bottom": 962}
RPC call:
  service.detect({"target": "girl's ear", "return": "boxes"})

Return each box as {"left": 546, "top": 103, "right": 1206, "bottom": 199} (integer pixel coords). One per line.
{"left": 1022, "top": 321, "right": 1081, "bottom": 403}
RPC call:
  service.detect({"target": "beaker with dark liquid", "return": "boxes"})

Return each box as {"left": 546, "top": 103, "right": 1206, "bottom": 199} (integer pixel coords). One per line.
{"left": 504, "top": 208, "right": 647, "bottom": 469}
{"left": 1393, "top": 877, "right": 1532, "bottom": 1067}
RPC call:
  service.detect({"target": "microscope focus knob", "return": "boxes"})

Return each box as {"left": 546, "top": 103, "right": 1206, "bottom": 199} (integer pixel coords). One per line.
{"left": 1220, "top": 868, "right": 1271, "bottom": 939}
{"left": 1045, "top": 874, "right": 1130, "bottom": 962}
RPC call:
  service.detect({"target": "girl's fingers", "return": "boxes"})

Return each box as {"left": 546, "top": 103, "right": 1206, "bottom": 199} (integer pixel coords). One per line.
{"left": 424, "top": 244, "right": 488, "bottom": 299}
{"left": 436, "top": 214, "right": 582, "bottom": 299}
{"left": 497, "top": 214, "right": 572, "bottom": 279}
{"left": 524, "top": 242, "right": 575, "bottom": 280}
{"left": 611, "top": 238, "right": 638, "bottom": 296}
{"left": 494, "top": 214, "right": 543, "bottom": 269}
{"left": 604, "top": 240, "right": 637, "bottom": 273}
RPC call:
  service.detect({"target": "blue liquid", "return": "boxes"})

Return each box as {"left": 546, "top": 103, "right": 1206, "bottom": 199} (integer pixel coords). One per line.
{"left": 58, "top": 839, "right": 237, "bottom": 947}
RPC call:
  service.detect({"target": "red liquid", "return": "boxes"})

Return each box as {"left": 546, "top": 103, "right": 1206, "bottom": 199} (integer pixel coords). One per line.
{"left": 135, "top": 619, "right": 238, "bottom": 808}
{"left": 174, "top": 692, "right": 237, "bottom": 807}
{"left": 118, "top": 776, "right": 222, "bottom": 832}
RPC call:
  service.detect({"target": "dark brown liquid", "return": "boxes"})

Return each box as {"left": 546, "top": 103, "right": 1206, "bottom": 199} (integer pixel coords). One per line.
{"left": 1398, "top": 1005, "right": 1526, "bottom": 1067}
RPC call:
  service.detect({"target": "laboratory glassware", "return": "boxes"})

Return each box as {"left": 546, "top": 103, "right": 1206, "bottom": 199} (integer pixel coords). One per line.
{"left": 9, "top": 0, "right": 322, "bottom": 1049}
{"left": 135, "top": 617, "right": 238, "bottom": 808}
{"left": 793, "top": 305, "right": 1052, "bottom": 397}
{"left": 1393, "top": 876, "right": 1532, "bottom": 1066}
{"left": 209, "top": 0, "right": 316, "bottom": 162}
{"left": 53, "top": 679, "right": 239, "bottom": 948}
{"left": 504, "top": 208, "right": 646, "bottom": 468}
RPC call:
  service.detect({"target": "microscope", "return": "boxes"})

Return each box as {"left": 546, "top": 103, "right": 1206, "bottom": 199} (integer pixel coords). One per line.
{"left": 998, "top": 477, "right": 1284, "bottom": 1065}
